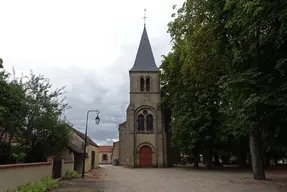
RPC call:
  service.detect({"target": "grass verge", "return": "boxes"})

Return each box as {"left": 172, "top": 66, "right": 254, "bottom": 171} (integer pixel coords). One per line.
{"left": 2, "top": 176, "right": 59, "bottom": 192}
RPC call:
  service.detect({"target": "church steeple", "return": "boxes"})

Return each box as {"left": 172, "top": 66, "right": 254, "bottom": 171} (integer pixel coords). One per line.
{"left": 129, "top": 26, "right": 159, "bottom": 72}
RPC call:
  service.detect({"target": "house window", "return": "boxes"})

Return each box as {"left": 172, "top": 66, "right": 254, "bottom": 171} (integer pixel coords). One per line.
{"left": 140, "top": 77, "right": 144, "bottom": 91}
{"left": 137, "top": 114, "right": 145, "bottom": 131}
{"left": 102, "top": 154, "right": 108, "bottom": 161}
{"left": 146, "top": 77, "right": 150, "bottom": 91}
{"left": 146, "top": 114, "right": 153, "bottom": 131}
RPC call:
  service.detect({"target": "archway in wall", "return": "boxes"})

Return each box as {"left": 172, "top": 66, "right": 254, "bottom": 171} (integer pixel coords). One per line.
{"left": 139, "top": 146, "right": 152, "bottom": 167}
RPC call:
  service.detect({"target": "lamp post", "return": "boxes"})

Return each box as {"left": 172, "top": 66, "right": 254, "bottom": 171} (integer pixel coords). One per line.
{"left": 82, "top": 109, "right": 100, "bottom": 179}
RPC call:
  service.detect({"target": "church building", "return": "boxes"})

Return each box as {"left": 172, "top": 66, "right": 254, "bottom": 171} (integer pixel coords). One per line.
{"left": 115, "top": 24, "right": 173, "bottom": 168}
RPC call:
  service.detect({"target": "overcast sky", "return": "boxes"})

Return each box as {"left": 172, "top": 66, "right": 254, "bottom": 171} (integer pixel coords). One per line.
{"left": 0, "top": 0, "right": 184, "bottom": 145}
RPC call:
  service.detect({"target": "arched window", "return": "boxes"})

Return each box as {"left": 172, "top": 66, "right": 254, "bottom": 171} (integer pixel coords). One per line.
{"left": 146, "top": 77, "right": 150, "bottom": 91}
{"left": 140, "top": 78, "right": 144, "bottom": 91}
{"left": 146, "top": 114, "right": 153, "bottom": 131}
{"left": 138, "top": 115, "right": 144, "bottom": 131}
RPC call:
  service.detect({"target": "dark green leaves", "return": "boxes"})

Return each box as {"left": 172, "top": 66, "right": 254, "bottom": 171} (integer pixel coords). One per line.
{"left": 162, "top": 0, "right": 287, "bottom": 175}
{"left": 0, "top": 69, "right": 72, "bottom": 163}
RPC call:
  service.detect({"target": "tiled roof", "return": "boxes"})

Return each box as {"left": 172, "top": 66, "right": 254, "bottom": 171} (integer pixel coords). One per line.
{"left": 71, "top": 127, "right": 99, "bottom": 147}
{"left": 99, "top": 146, "right": 113, "bottom": 153}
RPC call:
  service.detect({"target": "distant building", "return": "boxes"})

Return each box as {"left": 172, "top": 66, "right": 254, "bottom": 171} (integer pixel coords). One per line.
{"left": 112, "top": 141, "right": 119, "bottom": 162}
{"left": 99, "top": 146, "right": 113, "bottom": 164}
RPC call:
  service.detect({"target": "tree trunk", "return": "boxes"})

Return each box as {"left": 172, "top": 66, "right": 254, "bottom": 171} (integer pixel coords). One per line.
{"left": 249, "top": 131, "right": 266, "bottom": 180}
{"left": 204, "top": 149, "right": 213, "bottom": 169}
{"left": 194, "top": 154, "right": 199, "bottom": 168}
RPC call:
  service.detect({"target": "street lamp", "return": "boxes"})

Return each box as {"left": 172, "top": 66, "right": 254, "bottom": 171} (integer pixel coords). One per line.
{"left": 82, "top": 110, "right": 100, "bottom": 179}
{"left": 95, "top": 113, "right": 100, "bottom": 125}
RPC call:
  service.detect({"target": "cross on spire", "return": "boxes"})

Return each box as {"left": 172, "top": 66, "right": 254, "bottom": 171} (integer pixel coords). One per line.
{"left": 143, "top": 8, "right": 147, "bottom": 26}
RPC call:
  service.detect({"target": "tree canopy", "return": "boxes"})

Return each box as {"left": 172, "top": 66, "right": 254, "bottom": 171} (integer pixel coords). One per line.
{"left": 0, "top": 67, "right": 72, "bottom": 163}
{"left": 161, "top": 0, "right": 287, "bottom": 180}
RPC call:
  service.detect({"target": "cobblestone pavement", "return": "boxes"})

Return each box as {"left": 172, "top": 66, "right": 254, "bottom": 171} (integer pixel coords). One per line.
{"left": 58, "top": 165, "right": 287, "bottom": 192}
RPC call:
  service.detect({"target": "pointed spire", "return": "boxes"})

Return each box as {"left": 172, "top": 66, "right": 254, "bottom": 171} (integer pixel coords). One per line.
{"left": 129, "top": 26, "right": 159, "bottom": 72}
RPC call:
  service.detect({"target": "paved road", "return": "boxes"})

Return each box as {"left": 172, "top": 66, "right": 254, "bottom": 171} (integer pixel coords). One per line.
{"left": 94, "top": 165, "right": 287, "bottom": 192}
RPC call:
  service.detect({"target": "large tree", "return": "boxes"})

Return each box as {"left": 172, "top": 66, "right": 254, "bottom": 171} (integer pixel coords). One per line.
{"left": 0, "top": 70, "right": 72, "bottom": 163}
{"left": 161, "top": 0, "right": 228, "bottom": 169}
{"left": 220, "top": 0, "right": 287, "bottom": 180}
{"left": 161, "top": 0, "right": 287, "bottom": 180}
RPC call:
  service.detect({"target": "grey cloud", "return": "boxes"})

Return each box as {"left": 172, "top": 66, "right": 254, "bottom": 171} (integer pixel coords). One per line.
{"left": 6, "top": 36, "right": 170, "bottom": 146}
{"left": 1, "top": 0, "right": 179, "bottom": 146}
{"left": 43, "top": 37, "right": 171, "bottom": 146}
{"left": 77, "top": 124, "right": 118, "bottom": 141}
{"left": 60, "top": 67, "right": 128, "bottom": 145}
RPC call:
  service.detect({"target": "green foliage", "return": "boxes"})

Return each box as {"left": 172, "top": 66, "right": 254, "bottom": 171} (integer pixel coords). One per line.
{"left": 0, "top": 69, "right": 72, "bottom": 163}
{"left": 162, "top": 0, "right": 287, "bottom": 178}
{"left": 63, "top": 170, "right": 79, "bottom": 179}
{"left": 10, "top": 152, "right": 26, "bottom": 163}
{"left": 161, "top": 0, "right": 228, "bottom": 158}
{"left": 220, "top": 0, "right": 287, "bottom": 136}
{"left": 2, "top": 177, "right": 58, "bottom": 192}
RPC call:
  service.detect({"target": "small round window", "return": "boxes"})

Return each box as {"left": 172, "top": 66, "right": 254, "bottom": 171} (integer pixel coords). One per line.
{"left": 143, "top": 110, "right": 148, "bottom": 115}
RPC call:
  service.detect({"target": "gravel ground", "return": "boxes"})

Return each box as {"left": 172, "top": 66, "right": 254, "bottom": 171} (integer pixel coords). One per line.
{"left": 55, "top": 165, "right": 287, "bottom": 192}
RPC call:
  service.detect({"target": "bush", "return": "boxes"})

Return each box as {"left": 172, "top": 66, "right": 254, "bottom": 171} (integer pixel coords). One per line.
{"left": 63, "top": 170, "right": 79, "bottom": 179}
{"left": 3, "top": 176, "right": 58, "bottom": 192}
{"left": 10, "top": 152, "right": 26, "bottom": 163}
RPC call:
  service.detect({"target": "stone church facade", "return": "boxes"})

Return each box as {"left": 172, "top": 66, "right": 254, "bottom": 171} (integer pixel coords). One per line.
{"left": 115, "top": 25, "right": 173, "bottom": 168}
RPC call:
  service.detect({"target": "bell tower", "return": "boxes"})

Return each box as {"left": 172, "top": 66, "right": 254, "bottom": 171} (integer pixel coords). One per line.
{"left": 124, "top": 19, "right": 167, "bottom": 167}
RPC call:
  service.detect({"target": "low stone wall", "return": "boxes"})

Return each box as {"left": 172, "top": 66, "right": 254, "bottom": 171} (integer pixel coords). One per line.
{"left": 61, "top": 160, "right": 74, "bottom": 177}
{"left": 0, "top": 158, "right": 53, "bottom": 191}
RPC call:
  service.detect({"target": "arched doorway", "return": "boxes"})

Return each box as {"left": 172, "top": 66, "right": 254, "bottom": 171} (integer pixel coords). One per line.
{"left": 139, "top": 146, "right": 152, "bottom": 167}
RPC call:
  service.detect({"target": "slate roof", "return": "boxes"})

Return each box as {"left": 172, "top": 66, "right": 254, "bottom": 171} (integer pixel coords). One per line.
{"left": 67, "top": 142, "right": 84, "bottom": 154}
{"left": 71, "top": 127, "right": 99, "bottom": 148}
{"left": 129, "top": 26, "right": 159, "bottom": 72}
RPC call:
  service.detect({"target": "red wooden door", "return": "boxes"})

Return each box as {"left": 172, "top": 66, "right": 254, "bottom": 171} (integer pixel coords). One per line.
{"left": 139, "top": 146, "right": 152, "bottom": 167}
